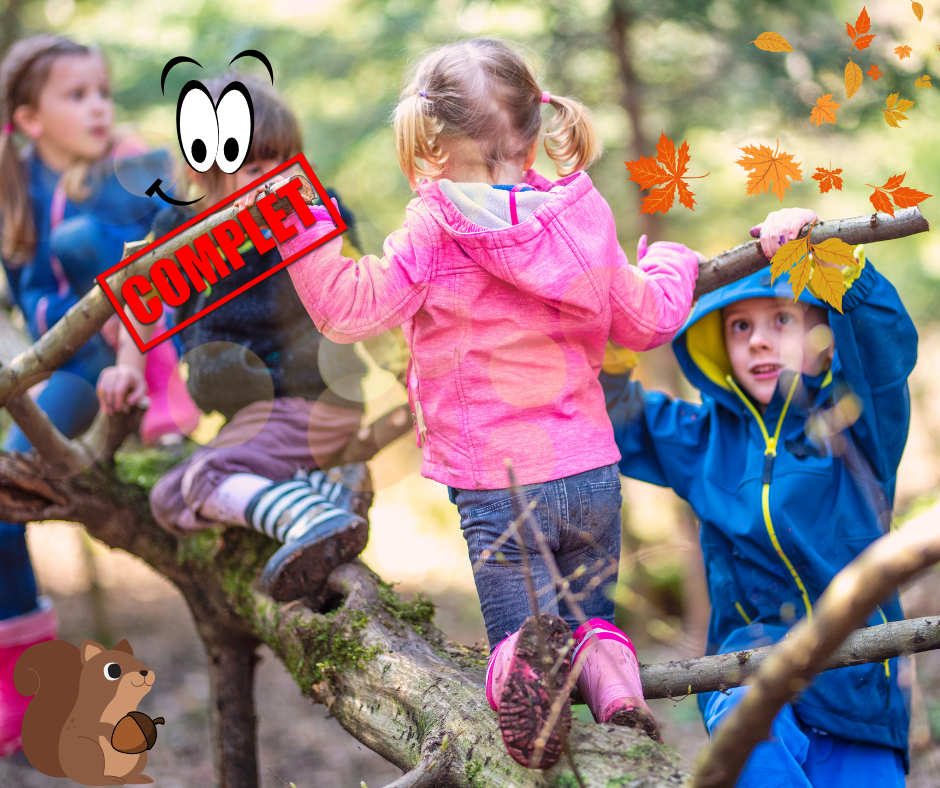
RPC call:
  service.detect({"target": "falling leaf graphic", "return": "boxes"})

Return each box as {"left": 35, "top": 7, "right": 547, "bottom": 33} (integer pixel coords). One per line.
{"left": 811, "top": 94, "right": 841, "bottom": 125}
{"left": 813, "top": 165, "right": 844, "bottom": 193}
{"left": 811, "top": 261, "right": 848, "bottom": 311}
{"left": 915, "top": 75, "right": 932, "bottom": 89}
{"left": 770, "top": 235, "right": 811, "bottom": 281}
{"left": 912, "top": 1, "right": 923, "bottom": 21}
{"left": 845, "top": 58, "right": 863, "bottom": 98}
{"left": 770, "top": 222, "right": 858, "bottom": 311}
{"left": 866, "top": 172, "right": 932, "bottom": 217}
{"left": 736, "top": 140, "right": 803, "bottom": 202}
{"left": 751, "top": 32, "right": 794, "bottom": 52}
{"left": 868, "top": 63, "right": 883, "bottom": 80}
{"left": 895, "top": 45, "right": 913, "bottom": 60}
{"left": 881, "top": 93, "right": 915, "bottom": 127}
{"left": 625, "top": 131, "right": 708, "bottom": 215}
{"left": 846, "top": 7, "right": 876, "bottom": 50}
{"left": 812, "top": 237, "right": 858, "bottom": 269}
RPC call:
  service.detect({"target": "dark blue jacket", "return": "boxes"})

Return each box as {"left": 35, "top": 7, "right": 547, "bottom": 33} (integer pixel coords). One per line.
{"left": 602, "top": 255, "right": 915, "bottom": 760}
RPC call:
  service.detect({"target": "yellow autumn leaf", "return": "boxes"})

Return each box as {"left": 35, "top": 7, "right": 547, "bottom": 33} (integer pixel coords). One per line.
{"left": 915, "top": 75, "right": 932, "bottom": 90}
{"left": 845, "top": 58, "right": 863, "bottom": 99}
{"left": 811, "top": 237, "right": 857, "bottom": 269}
{"left": 750, "top": 32, "right": 794, "bottom": 52}
{"left": 770, "top": 236, "right": 811, "bottom": 281}
{"left": 809, "top": 257, "right": 846, "bottom": 312}
{"left": 913, "top": 1, "right": 923, "bottom": 21}
{"left": 897, "top": 97, "right": 916, "bottom": 111}
{"left": 790, "top": 255, "right": 814, "bottom": 300}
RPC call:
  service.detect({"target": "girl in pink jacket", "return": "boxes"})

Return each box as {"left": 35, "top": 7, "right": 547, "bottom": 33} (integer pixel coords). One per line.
{"left": 249, "top": 38, "right": 700, "bottom": 769}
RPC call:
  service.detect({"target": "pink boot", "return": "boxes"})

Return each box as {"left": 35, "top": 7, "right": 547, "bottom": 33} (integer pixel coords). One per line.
{"left": 484, "top": 614, "right": 573, "bottom": 770}
{"left": 139, "top": 321, "right": 200, "bottom": 446}
{"left": 0, "top": 598, "right": 57, "bottom": 756}
{"left": 572, "top": 618, "right": 660, "bottom": 741}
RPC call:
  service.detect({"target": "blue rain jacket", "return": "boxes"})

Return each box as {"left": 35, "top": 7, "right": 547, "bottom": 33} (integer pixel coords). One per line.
{"left": 601, "top": 255, "right": 915, "bottom": 761}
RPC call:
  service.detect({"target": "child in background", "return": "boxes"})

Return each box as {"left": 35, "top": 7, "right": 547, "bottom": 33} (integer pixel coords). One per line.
{"left": 0, "top": 34, "right": 176, "bottom": 755}
{"left": 97, "top": 73, "right": 373, "bottom": 608}
{"left": 242, "top": 38, "right": 701, "bottom": 768}
{"left": 602, "top": 207, "right": 913, "bottom": 787}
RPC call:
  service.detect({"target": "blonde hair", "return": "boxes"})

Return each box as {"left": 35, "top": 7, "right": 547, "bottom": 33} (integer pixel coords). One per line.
{"left": 0, "top": 35, "right": 105, "bottom": 265}
{"left": 186, "top": 73, "right": 303, "bottom": 205}
{"left": 394, "top": 38, "right": 601, "bottom": 189}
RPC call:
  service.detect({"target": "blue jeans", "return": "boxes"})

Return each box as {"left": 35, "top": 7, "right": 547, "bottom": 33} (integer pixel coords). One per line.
{"left": 0, "top": 342, "right": 114, "bottom": 620}
{"left": 449, "top": 463, "right": 622, "bottom": 648}
{"left": 703, "top": 686, "right": 906, "bottom": 788}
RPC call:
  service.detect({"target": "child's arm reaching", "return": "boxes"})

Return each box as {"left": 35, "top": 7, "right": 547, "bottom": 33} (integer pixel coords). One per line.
{"left": 236, "top": 183, "right": 432, "bottom": 344}
{"left": 96, "top": 311, "right": 154, "bottom": 414}
{"left": 608, "top": 235, "right": 702, "bottom": 352}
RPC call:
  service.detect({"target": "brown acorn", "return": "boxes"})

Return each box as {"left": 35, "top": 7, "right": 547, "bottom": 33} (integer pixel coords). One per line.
{"left": 110, "top": 711, "right": 165, "bottom": 754}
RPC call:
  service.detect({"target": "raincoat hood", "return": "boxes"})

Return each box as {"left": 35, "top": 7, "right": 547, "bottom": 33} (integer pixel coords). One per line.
{"left": 416, "top": 170, "right": 607, "bottom": 319}
{"left": 672, "top": 265, "right": 826, "bottom": 412}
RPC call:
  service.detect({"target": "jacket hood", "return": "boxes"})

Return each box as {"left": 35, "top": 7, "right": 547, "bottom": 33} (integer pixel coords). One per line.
{"left": 416, "top": 169, "right": 605, "bottom": 315}
{"left": 673, "top": 265, "right": 827, "bottom": 411}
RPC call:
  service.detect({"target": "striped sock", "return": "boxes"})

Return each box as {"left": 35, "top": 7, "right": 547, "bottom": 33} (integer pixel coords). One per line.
{"left": 244, "top": 480, "right": 349, "bottom": 544}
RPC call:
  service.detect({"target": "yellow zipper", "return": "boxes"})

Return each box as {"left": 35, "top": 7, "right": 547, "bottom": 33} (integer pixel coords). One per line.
{"left": 735, "top": 602, "right": 752, "bottom": 625}
{"left": 727, "top": 374, "right": 813, "bottom": 623}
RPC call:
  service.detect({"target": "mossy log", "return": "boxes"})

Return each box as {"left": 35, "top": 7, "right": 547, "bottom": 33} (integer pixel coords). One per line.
{"left": 0, "top": 447, "right": 690, "bottom": 788}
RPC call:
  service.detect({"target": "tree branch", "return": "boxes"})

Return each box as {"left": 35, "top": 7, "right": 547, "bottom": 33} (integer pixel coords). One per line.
{"left": 694, "top": 206, "right": 929, "bottom": 299}
{"left": 693, "top": 501, "right": 940, "bottom": 788}
{"left": 641, "top": 614, "right": 940, "bottom": 700}
{"left": 1, "top": 206, "right": 927, "bottom": 410}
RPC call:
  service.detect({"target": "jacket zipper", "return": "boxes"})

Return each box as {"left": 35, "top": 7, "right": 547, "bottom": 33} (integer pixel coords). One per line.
{"left": 728, "top": 375, "right": 890, "bottom": 680}
{"left": 727, "top": 374, "right": 813, "bottom": 622}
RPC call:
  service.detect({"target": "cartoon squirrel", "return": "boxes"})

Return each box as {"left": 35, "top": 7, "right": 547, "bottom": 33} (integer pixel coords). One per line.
{"left": 14, "top": 638, "right": 160, "bottom": 785}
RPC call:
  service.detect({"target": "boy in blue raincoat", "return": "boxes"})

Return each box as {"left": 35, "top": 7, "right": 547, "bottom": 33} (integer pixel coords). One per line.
{"left": 601, "top": 208, "right": 915, "bottom": 787}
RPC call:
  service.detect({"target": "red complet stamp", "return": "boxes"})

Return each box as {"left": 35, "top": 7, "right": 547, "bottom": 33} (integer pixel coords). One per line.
{"left": 96, "top": 153, "right": 343, "bottom": 352}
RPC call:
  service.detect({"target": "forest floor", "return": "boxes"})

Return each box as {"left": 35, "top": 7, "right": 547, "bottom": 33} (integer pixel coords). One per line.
{"left": 2, "top": 474, "right": 940, "bottom": 787}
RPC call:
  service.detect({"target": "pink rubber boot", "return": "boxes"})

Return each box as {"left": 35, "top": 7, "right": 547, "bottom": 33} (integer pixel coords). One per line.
{"left": 139, "top": 321, "right": 200, "bottom": 446}
{"left": 484, "top": 614, "right": 573, "bottom": 770}
{"left": 0, "top": 598, "right": 57, "bottom": 756}
{"left": 572, "top": 618, "right": 660, "bottom": 741}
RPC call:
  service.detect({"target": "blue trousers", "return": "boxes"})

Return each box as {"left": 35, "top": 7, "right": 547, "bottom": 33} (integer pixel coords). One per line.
{"left": 703, "top": 686, "right": 905, "bottom": 787}
{"left": 0, "top": 341, "right": 114, "bottom": 620}
{"left": 449, "top": 463, "right": 623, "bottom": 648}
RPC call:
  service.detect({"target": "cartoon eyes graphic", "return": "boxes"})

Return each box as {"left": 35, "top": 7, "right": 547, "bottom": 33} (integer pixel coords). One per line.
{"left": 147, "top": 50, "right": 274, "bottom": 205}
{"left": 177, "top": 80, "right": 253, "bottom": 174}
{"left": 104, "top": 662, "right": 122, "bottom": 680}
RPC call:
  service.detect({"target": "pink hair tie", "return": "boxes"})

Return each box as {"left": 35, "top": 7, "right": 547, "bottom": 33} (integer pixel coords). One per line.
{"left": 541, "top": 91, "right": 551, "bottom": 104}
{"left": 2, "top": 122, "right": 13, "bottom": 135}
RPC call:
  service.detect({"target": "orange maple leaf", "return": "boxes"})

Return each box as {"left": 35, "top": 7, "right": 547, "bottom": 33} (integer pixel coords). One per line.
{"left": 624, "top": 131, "right": 708, "bottom": 215}
{"left": 735, "top": 140, "right": 803, "bottom": 202}
{"left": 810, "top": 94, "right": 840, "bottom": 125}
{"left": 866, "top": 173, "right": 932, "bottom": 217}
{"left": 813, "top": 165, "right": 844, "bottom": 193}
{"left": 868, "top": 63, "right": 883, "bottom": 80}
{"left": 846, "top": 7, "right": 875, "bottom": 50}
{"left": 895, "top": 45, "right": 913, "bottom": 60}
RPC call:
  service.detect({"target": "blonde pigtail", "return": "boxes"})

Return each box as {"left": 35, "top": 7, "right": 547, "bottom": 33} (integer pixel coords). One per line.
{"left": 543, "top": 94, "right": 601, "bottom": 177}
{"left": 394, "top": 89, "right": 446, "bottom": 189}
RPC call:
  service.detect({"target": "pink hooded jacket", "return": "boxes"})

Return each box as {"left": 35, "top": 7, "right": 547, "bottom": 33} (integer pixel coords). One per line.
{"left": 278, "top": 168, "right": 699, "bottom": 489}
